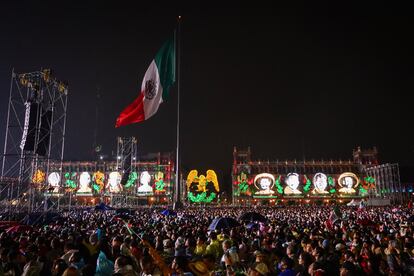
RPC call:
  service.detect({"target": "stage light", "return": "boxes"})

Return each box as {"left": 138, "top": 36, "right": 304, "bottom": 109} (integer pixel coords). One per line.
{"left": 117, "top": 156, "right": 121, "bottom": 160}
{"left": 100, "top": 156, "right": 103, "bottom": 160}
{"left": 58, "top": 81, "right": 68, "bottom": 94}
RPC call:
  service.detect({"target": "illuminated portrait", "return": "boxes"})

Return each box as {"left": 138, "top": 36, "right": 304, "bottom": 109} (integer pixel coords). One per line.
{"left": 254, "top": 173, "right": 275, "bottom": 195}
{"left": 107, "top": 171, "right": 122, "bottom": 193}
{"left": 338, "top": 172, "right": 359, "bottom": 194}
{"left": 78, "top": 172, "right": 92, "bottom": 193}
{"left": 284, "top": 173, "right": 302, "bottom": 194}
{"left": 138, "top": 171, "right": 153, "bottom": 195}
{"left": 312, "top": 173, "right": 329, "bottom": 194}
{"left": 47, "top": 172, "right": 60, "bottom": 193}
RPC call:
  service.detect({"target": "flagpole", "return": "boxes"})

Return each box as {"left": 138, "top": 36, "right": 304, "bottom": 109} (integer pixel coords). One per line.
{"left": 174, "top": 16, "right": 182, "bottom": 210}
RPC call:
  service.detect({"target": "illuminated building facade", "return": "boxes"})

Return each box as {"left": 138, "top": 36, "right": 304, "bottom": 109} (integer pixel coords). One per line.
{"left": 232, "top": 146, "right": 403, "bottom": 204}
{"left": 33, "top": 152, "right": 175, "bottom": 206}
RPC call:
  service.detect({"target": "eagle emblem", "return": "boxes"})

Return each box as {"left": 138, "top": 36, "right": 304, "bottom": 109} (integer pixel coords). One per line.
{"left": 144, "top": 79, "right": 156, "bottom": 100}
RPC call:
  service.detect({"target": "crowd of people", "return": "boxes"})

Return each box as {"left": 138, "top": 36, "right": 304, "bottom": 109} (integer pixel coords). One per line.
{"left": 1, "top": 204, "right": 414, "bottom": 276}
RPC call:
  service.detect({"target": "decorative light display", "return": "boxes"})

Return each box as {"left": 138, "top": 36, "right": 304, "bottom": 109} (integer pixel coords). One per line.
{"left": 32, "top": 170, "right": 46, "bottom": 184}
{"left": 78, "top": 172, "right": 92, "bottom": 193}
{"left": 275, "top": 176, "right": 283, "bottom": 194}
{"left": 234, "top": 172, "right": 252, "bottom": 196}
{"left": 48, "top": 172, "right": 61, "bottom": 192}
{"left": 303, "top": 175, "right": 312, "bottom": 193}
{"left": 188, "top": 192, "right": 216, "bottom": 203}
{"left": 360, "top": 176, "right": 376, "bottom": 194}
{"left": 92, "top": 171, "right": 105, "bottom": 192}
{"left": 137, "top": 171, "right": 153, "bottom": 196}
{"left": 187, "top": 170, "right": 219, "bottom": 203}
{"left": 154, "top": 171, "right": 166, "bottom": 193}
{"left": 312, "top": 173, "right": 329, "bottom": 194}
{"left": 64, "top": 172, "right": 77, "bottom": 190}
{"left": 328, "top": 176, "right": 336, "bottom": 194}
{"left": 48, "top": 172, "right": 60, "bottom": 185}
{"left": 338, "top": 172, "right": 359, "bottom": 194}
{"left": 284, "top": 173, "right": 302, "bottom": 195}
{"left": 359, "top": 186, "right": 367, "bottom": 194}
{"left": 254, "top": 173, "right": 275, "bottom": 195}
{"left": 106, "top": 171, "right": 122, "bottom": 193}
{"left": 362, "top": 176, "right": 376, "bottom": 190}
{"left": 124, "top": 172, "right": 138, "bottom": 189}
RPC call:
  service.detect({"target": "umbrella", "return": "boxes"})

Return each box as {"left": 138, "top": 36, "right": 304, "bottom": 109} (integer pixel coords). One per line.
{"left": 161, "top": 209, "right": 177, "bottom": 216}
{"left": 239, "top": 212, "right": 267, "bottom": 223}
{"left": 208, "top": 217, "right": 240, "bottom": 231}
{"left": 113, "top": 214, "right": 131, "bottom": 221}
{"left": 246, "top": 222, "right": 259, "bottom": 230}
{"left": 0, "top": 221, "right": 19, "bottom": 226}
{"left": 116, "top": 208, "right": 135, "bottom": 215}
{"left": 95, "top": 203, "right": 115, "bottom": 211}
{"left": 6, "top": 225, "right": 33, "bottom": 233}
{"left": 96, "top": 251, "right": 114, "bottom": 276}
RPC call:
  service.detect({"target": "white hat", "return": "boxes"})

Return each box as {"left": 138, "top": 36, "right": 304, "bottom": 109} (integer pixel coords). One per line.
{"left": 335, "top": 243, "right": 346, "bottom": 251}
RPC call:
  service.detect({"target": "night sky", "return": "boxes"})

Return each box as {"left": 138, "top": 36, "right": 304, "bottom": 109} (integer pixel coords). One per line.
{"left": 1, "top": 2, "right": 413, "bottom": 186}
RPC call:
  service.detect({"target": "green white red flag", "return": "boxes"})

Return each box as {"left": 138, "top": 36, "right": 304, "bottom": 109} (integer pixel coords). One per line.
{"left": 115, "top": 37, "right": 175, "bottom": 128}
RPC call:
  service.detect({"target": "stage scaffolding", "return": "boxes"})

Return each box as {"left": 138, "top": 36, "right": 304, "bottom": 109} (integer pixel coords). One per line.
{"left": 363, "top": 163, "right": 404, "bottom": 204}
{"left": 0, "top": 69, "right": 68, "bottom": 217}
{"left": 112, "top": 137, "right": 138, "bottom": 207}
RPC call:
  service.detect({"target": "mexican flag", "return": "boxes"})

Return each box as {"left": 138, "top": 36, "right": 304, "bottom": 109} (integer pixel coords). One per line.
{"left": 115, "top": 36, "right": 176, "bottom": 128}
{"left": 325, "top": 206, "right": 342, "bottom": 230}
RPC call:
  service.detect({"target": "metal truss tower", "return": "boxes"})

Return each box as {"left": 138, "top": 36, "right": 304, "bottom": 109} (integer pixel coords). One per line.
{"left": 0, "top": 69, "right": 68, "bottom": 215}
{"left": 112, "top": 137, "right": 137, "bottom": 207}
{"left": 364, "top": 163, "right": 403, "bottom": 204}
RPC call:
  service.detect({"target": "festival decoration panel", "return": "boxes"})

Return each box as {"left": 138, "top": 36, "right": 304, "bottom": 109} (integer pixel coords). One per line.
{"left": 77, "top": 172, "right": 92, "bottom": 194}
{"left": 106, "top": 171, "right": 122, "bottom": 193}
{"left": 284, "top": 173, "right": 302, "bottom": 195}
{"left": 124, "top": 172, "right": 138, "bottom": 189}
{"left": 338, "top": 172, "right": 360, "bottom": 195}
{"left": 233, "top": 171, "right": 368, "bottom": 199}
{"left": 47, "top": 172, "right": 61, "bottom": 192}
{"left": 254, "top": 173, "right": 276, "bottom": 196}
{"left": 32, "top": 169, "right": 46, "bottom": 184}
{"left": 311, "top": 173, "right": 329, "bottom": 194}
{"left": 64, "top": 172, "right": 77, "bottom": 190}
{"left": 187, "top": 169, "right": 220, "bottom": 203}
{"left": 360, "top": 176, "right": 376, "bottom": 195}
{"left": 233, "top": 172, "right": 253, "bottom": 196}
{"left": 154, "top": 171, "right": 166, "bottom": 194}
{"left": 92, "top": 171, "right": 105, "bottom": 193}
{"left": 137, "top": 171, "right": 154, "bottom": 196}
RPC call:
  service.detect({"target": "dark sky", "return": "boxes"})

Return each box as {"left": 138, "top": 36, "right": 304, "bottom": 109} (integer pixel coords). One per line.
{"left": 1, "top": 2, "right": 413, "bottom": 184}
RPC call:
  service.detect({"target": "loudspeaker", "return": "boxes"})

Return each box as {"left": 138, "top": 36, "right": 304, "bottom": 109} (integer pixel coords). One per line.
{"left": 20, "top": 102, "right": 40, "bottom": 151}
{"left": 36, "top": 109, "right": 52, "bottom": 156}
{"left": 120, "top": 143, "right": 132, "bottom": 186}
{"left": 120, "top": 170, "right": 130, "bottom": 186}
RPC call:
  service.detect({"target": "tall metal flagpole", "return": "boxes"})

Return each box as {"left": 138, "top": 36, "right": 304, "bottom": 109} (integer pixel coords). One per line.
{"left": 174, "top": 16, "right": 182, "bottom": 209}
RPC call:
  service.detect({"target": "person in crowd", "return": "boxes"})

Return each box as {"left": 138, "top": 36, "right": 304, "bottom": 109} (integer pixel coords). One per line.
{"left": 1, "top": 205, "right": 414, "bottom": 276}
